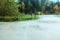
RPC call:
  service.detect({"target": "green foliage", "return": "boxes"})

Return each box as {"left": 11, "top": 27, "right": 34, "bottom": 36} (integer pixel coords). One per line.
{"left": 18, "top": 15, "right": 39, "bottom": 21}
{"left": 0, "top": 0, "right": 20, "bottom": 21}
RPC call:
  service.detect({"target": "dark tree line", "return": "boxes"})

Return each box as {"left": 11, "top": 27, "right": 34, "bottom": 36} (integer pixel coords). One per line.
{"left": 18, "top": 0, "right": 60, "bottom": 15}
{"left": 18, "top": 0, "right": 41, "bottom": 14}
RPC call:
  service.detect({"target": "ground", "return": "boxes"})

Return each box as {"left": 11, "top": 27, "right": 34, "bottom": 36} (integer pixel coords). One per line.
{"left": 0, "top": 15, "right": 60, "bottom": 40}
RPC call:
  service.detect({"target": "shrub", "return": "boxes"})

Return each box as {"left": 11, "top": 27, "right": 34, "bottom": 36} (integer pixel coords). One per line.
{"left": 0, "top": 0, "right": 20, "bottom": 21}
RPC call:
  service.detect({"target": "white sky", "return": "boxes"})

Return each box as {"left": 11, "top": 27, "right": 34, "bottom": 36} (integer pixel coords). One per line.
{"left": 15, "top": 0, "right": 60, "bottom": 3}
{"left": 49, "top": 0, "right": 60, "bottom": 2}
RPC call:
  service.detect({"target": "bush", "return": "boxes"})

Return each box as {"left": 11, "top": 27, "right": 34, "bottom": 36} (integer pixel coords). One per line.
{"left": 0, "top": 0, "right": 20, "bottom": 21}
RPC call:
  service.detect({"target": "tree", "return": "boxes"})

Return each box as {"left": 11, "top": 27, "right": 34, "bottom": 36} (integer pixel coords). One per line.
{"left": 53, "top": 5, "right": 59, "bottom": 14}
{"left": 0, "top": 0, "right": 20, "bottom": 21}
{"left": 20, "top": 1, "right": 25, "bottom": 13}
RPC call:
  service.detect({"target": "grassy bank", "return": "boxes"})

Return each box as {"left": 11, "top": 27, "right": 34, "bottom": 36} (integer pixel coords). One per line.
{"left": 0, "top": 15, "right": 39, "bottom": 22}
{"left": 18, "top": 15, "right": 39, "bottom": 21}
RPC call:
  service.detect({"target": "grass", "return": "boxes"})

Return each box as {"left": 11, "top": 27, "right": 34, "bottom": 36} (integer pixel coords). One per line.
{"left": 0, "top": 15, "right": 39, "bottom": 22}
{"left": 18, "top": 15, "right": 39, "bottom": 21}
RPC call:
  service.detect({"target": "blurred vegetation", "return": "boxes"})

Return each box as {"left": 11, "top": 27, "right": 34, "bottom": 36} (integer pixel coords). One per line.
{"left": 0, "top": 0, "right": 20, "bottom": 21}
{"left": 18, "top": 15, "right": 39, "bottom": 21}
{"left": 18, "top": 0, "right": 60, "bottom": 15}
{"left": 1, "top": 0, "right": 60, "bottom": 21}
{"left": 0, "top": 0, "right": 38, "bottom": 22}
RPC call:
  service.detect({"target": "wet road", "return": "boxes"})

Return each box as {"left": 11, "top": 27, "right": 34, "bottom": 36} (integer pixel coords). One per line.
{"left": 0, "top": 15, "right": 60, "bottom": 40}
